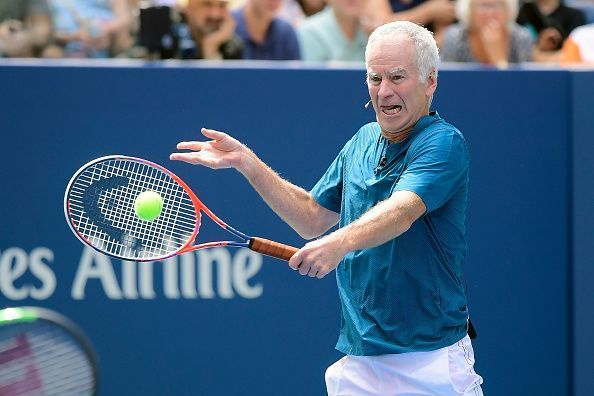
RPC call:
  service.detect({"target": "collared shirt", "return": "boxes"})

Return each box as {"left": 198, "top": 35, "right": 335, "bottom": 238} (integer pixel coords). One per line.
{"left": 232, "top": 8, "right": 301, "bottom": 60}
{"left": 311, "top": 112, "right": 470, "bottom": 355}
{"left": 297, "top": 6, "right": 368, "bottom": 62}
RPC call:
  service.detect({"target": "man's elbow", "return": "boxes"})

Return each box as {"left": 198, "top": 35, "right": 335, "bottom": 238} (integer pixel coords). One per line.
{"left": 296, "top": 209, "right": 338, "bottom": 240}
{"left": 399, "top": 216, "right": 416, "bottom": 235}
{"left": 297, "top": 226, "right": 325, "bottom": 240}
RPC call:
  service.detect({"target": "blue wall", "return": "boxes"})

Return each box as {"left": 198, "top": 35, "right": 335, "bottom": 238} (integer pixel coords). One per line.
{"left": 572, "top": 71, "right": 594, "bottom": 396}
{"left": 0, "top": 61, "right": 591, "bottom": 396}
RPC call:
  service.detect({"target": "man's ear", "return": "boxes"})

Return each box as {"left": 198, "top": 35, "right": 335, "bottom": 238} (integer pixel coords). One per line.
{"left": 425, "top": 68, "right": 437, "bottom": 97}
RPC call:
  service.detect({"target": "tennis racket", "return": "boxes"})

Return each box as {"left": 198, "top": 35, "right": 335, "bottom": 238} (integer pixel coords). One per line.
{"left": 64, "top": 155, "right": 299, "bottom": 262}
{"left": 0, "top": 306, "right": 99, "bottom": 396}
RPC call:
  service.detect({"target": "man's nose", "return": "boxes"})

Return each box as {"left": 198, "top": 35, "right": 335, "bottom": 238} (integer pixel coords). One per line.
{"left": 377, "top": 80, "right": 393, "bottom": 98}
{"left": 212, "top": 5, "right": 226, "bottom": 18}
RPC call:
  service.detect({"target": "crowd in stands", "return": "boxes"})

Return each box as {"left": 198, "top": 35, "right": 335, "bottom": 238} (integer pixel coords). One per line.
{"left": 0, "top": 0, "right": 592, "bottom": 65}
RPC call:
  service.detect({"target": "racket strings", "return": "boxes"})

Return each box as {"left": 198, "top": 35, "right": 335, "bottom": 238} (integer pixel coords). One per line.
{"left": 74, "top": 160, "right": 194, "bottom": 251}
{"left": 68, "top": 158, "right": 198, "bottom": 260}
{"left": 0, "top": 323, "right": 95, "bottom": 395}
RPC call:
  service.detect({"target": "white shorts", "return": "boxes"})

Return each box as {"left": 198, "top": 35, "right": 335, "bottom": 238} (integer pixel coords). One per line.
{"left": 325, "top": 335, "right": 483, "bottom": 396}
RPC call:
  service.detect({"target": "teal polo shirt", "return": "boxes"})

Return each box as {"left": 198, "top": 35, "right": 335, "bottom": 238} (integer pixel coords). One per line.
{"left": 311, "top": 112, "right": 470, "bottom": 355}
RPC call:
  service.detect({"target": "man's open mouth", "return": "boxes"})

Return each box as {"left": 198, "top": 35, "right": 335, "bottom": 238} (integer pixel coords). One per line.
{"left": 381, "top": 105, "right": 402, "bottom": 115}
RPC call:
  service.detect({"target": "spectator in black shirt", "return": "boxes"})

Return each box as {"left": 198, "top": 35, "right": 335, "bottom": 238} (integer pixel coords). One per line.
{"left": 517, "top": 0, "right": 585, "bottom": 61}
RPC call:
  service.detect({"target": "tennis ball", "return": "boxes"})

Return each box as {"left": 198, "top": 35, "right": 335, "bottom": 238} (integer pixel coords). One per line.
{"left": 134, "top": 190, "right": 163, "bottom": 221}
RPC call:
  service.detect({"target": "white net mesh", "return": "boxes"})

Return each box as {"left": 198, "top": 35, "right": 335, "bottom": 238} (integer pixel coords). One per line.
{"left": 66, "top": 158, "right": 197, "bottom": 260}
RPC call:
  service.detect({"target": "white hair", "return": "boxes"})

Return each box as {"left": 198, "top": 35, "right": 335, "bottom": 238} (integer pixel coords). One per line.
{"left": 456, "top": 0, "right": 519, "bottom": 26}
{"left": 365, "top": 21, "right": 439, "bottom": 82}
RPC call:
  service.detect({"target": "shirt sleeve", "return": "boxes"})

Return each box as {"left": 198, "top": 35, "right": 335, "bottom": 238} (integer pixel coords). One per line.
{"left": 310, "top": 141, "right": 351, "bottom": 213}
{"left": 394, "top": 130, "right": 469, "bottom": 213}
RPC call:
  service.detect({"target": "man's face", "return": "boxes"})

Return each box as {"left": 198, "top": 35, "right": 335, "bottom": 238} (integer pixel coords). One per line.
{"left": 366, "top": 37, "right": 436, "bottom": 140}
{"left": 187, "top": 0, "right": 229, "bottom": 34}
{"left": 250, "top": 0, "right": 282, "bottom": 19}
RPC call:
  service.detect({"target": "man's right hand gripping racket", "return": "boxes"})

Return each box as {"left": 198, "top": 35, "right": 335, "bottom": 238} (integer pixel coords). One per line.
{"left": 64, "top": 155, "right": 299, "bottom": 262}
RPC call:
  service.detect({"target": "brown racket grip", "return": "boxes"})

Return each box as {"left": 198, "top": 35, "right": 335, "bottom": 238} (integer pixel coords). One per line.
{"left": 249, "top": 237, "right": 299, "bottom": 261}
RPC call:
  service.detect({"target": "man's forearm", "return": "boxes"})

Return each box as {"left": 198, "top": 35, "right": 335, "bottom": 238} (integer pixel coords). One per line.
{"left": 327, "top": 190, "right": 425, "bottom": 253}
{"left": 170, "top": 129, "right": 338, "bottom": 239}
{"left": 239, "top": 149, "right": 338, "bottom": 239}
{"left": 287, "top": 190, "right": 426, "bottom": 278}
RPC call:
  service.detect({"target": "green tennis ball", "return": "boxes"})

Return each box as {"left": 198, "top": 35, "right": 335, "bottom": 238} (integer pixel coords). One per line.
{"left": 134, "top": 190, "right": 163, "bottom": 221}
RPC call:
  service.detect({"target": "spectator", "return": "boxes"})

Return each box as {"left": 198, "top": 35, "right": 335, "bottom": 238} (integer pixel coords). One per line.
{"left": 362, "top": 0, "right": 456, "bottom": 45}
{"left": 296, "top": 0, "right": 325, "bottom": 17}
{"left": 278, "top": 0, "right": 307, "bottom": 26}
{"left": 177, "top": 0, "right": 243, "bottom": 59}
{"left": 560, "top": 22, "right": 594, "bottom": 63}
{"left": 277, "top": 0, "right": 325, "bottom": 26}
{"left": 517, "top": 0, "right": 585, "bottom": 61}
{"left": 518, "top": 0, "right": 585, "bottom": 39}
{"left": 0, "top": 0, "right": 52, "bottom": 57}
{"left": 297, "top": 0, "right": 368, "bottom": 62}
{"left": 232, "top": 0, "right": 301, "bottom": 59}
{"left": 440, "top": 0, "right": 534, "bottom": 67}
{"left": 44, "top": 0, "right": 131, "bottom": 58}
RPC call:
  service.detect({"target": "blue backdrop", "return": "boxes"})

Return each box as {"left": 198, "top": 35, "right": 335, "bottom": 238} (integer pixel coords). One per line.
{"left": 0, "top": 60, "right": 591, "bottom": 396}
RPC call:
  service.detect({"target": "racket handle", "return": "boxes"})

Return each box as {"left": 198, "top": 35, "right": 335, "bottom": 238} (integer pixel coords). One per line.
{"left": 249, "top": 237, "right": 299, "bottom": 261}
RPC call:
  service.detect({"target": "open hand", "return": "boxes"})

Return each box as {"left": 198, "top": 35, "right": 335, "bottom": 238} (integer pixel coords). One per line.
{"left": 170, "top": 128, "right": 246, "bottom": 169}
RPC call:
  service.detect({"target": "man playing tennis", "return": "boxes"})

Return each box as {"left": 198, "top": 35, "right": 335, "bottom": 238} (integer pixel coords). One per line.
{"left": 171, "top": 21, "right": 483, "bottom": 396}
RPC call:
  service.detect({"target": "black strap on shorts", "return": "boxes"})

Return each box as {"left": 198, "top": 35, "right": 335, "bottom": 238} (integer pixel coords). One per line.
{"left": 468, "top": 319, "right": 477, "bottom": 339}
